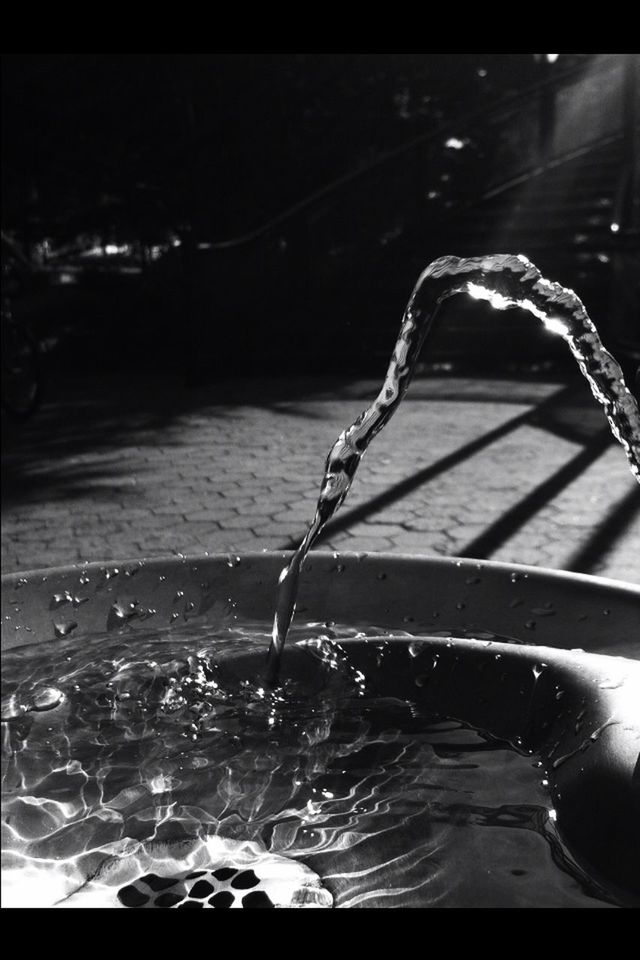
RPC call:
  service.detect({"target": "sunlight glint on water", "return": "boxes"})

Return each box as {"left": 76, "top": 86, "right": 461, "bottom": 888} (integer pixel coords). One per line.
{"left": 1, "top": 620, "right": 619, "bottom": 908}
{"left": 3, "top": 254, "right": 639, "bottom": 908}
{"left": 267, "top": 254, "right": 640, "bottom": 684}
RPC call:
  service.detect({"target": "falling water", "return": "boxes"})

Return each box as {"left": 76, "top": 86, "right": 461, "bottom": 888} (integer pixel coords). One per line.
{"left": 265, "top": 254, "right": 640, "bottom": 685}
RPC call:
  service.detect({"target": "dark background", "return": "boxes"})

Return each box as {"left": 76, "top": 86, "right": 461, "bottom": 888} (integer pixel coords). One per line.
{"left": 2, "top": 54, "right": 556, "bottom": 230}
{"left": 2, "top": 53, "right": 638, "bottom": 383}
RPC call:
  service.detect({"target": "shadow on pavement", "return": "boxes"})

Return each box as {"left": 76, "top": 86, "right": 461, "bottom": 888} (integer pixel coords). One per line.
{"left": 2, "top": 372, "right": 573, "bottom": 510}
{"left": 566, "top": 485, "right": 640, "bottom": 576}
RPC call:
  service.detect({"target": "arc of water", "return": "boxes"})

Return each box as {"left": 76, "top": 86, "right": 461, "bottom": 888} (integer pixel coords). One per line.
{"left": 265, "top": 254, "right": 640, "bottom": 685}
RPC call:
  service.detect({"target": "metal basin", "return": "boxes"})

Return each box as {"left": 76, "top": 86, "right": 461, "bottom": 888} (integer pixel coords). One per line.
{"left": 2, "top": 552, "right": 639, "bottom": 904}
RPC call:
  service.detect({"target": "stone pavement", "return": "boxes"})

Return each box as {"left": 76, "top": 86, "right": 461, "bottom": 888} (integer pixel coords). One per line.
{"left": 2, "top": 373, "right": 640, "bottom": 584}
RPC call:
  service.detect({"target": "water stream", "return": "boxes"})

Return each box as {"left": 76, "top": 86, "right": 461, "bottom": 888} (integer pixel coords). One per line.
{"left": 4, "top": 254, "right": 640, "bottom": 907}
{"left": 267, "top": 254, "right": 640, "bottom": 684}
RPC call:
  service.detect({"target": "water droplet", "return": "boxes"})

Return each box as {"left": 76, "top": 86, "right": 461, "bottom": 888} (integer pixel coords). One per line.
{"left": 598, "top": 678, "right": 622, "bottom": 690}
{"left": 589, "top": 718, "right": 617, "bottom": 742}
{"left": 32, "top": 687, "right": 64, "bottom": 711}
{"left": 174, "top": 591, "right": 184, "bottom": 601}
{"left": 52, "top": 592, "right": 70, "bottom": 607}
{"left": 574, "top": 711, "right": 586, "bottom": 734}
{"left": 170, "top": 612, "right": 179, "bottom": 622}
{"left": 111, "top": 599, "right": 139, "bottom": 621}
{"left": 456, "top": 602, "right": 466, "bottom": 610}
{"left": 602, "top": 609, "right": 610, "bottom": 616}
{"left": 226, "top": 556, "right": 241, "bottom": 568}
{"left": 16, "top": 577, "right": 28, "bottom": 589}
{"left": 54, "top": 621, "right": 78, "bottom": 638}
{"left": 79, "top": 573, "right": 90, "bottom": 585}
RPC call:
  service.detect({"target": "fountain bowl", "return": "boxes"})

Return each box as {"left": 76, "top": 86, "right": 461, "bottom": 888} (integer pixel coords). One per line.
{"left": 2, "top": 552, "right": 639, "bottom": 905}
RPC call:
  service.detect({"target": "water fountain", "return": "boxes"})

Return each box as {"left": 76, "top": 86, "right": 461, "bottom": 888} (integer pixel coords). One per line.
{"left": 2, "top": 255, "right": 639, "bottom": 908}
{"left": 268, "top": 254, "right": 640, "bottom": 683}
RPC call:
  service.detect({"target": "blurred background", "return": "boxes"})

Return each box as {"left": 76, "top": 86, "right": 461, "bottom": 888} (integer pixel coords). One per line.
{"left": 2, "top": 53, "right": 639, "bottom": 581}
{"left": 2, "top": 53, "right": 639, "bottom": 383}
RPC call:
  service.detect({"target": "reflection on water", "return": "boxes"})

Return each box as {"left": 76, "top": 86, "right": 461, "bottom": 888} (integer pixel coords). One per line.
{"left": 1, "top": 620, "right": 619, "bottom": 907}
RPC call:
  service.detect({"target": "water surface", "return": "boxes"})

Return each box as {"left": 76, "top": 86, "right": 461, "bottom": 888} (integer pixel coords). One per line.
{"left": 1, "top": 619, "right": 620, "bottom": 908}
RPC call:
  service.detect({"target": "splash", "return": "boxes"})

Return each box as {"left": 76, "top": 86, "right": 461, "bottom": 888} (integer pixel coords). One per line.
{"left": 266, "top": 254, "right": 640, "bottom": 684}
{"left": 3, "top": 619, "right": 615, "bottom": 908}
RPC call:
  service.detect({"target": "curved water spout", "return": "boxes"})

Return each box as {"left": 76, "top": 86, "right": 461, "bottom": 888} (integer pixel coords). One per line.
{"left": 265, "top": 254, "right": 640, "bottom": 685}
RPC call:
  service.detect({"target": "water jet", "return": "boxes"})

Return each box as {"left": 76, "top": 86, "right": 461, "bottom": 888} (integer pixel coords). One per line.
{"left": 3, "top": 255, "right": 639, "bottom": 908}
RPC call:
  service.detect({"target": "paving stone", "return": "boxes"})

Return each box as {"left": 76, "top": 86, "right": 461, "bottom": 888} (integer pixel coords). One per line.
{"left": 323, "top": 535, "right": 396, "bottom": 553}
{"left": 183, "top": 510, "right": 225, "bottom": 523}
{"left": 216, "top": 515, "right": 264, "bottom": 530}
{"left": 2, "top": 375, "right": 638, "bottom": 586}
{"left": 389, "top": 531, "right": 451, "bottom": 553}
{"left": 402, "top": 517, "right": 452, "bottom": 534}
{"left": 271, "top": 508, "right": 318, "bottom": 524}
{"left": 4, "top": 527, "right": 54, "bottom": 542}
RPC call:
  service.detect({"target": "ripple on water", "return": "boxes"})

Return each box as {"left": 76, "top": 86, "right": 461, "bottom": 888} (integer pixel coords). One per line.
{"left": 1, "top": 620, "right": 623, "bottom": 908}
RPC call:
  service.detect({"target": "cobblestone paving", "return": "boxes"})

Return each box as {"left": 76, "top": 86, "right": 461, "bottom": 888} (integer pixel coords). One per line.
{"left": 2, "top": 374, "right": 639, "bottom": 585}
